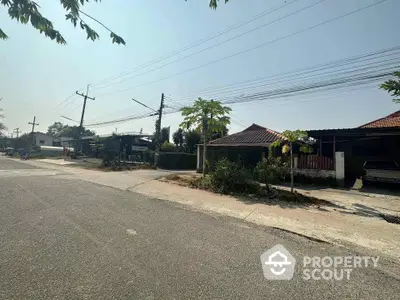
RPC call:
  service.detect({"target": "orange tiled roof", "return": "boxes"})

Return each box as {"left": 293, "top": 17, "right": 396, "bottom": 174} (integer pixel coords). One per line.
{"left": 209, "top": 124, "right": 285, "bottom": 146}
{"left": 359, "top": 111, "right": 400, "bottom": 128}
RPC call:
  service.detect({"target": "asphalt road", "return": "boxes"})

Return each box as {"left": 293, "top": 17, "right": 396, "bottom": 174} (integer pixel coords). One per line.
{"left": 0, "top": 157, "right": 399, "bottom": 299}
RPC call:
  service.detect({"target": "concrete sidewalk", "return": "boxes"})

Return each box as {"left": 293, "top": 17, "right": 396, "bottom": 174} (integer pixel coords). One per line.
{"left": 131, "top": 179, "right": 400, "bottom": 262}
{"left": 15, "top": 158, "right": 400, "bottom": 262}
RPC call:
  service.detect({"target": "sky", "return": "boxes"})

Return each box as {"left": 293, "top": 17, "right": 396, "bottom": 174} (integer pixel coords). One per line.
{"left": 0, "top": 0, "right": 399, "bottom": 138}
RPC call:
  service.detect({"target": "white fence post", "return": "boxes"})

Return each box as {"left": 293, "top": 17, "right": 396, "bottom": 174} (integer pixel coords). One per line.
{"left": 335, "top": 151, "right": 345, "bottom": 186}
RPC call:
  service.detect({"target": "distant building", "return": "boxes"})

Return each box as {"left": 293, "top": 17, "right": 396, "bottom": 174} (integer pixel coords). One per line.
{"left": 33, "top": 132, "right": 54, "bottom": 147}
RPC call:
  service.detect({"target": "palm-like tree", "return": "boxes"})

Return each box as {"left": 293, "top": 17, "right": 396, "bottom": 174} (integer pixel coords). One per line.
{"left": 180, "top": 98, "right": 231, "bottom": 176}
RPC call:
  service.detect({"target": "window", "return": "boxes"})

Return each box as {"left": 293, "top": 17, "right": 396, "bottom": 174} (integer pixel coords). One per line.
{"left": 39, "top": 140, "right": 45, "bottom": 144}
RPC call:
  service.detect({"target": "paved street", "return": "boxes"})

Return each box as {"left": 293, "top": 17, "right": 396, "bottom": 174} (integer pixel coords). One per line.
{"left": 0, "top": 156, "right": 399, "bottom": 299}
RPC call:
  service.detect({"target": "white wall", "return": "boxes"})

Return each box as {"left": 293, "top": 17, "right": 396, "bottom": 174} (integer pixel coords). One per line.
{"left": 34, "top": 133, "right": 54, "bottom": 147}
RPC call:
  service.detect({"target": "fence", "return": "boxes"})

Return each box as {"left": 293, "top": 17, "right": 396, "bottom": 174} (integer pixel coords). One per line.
{"left": 298, "top": 155, "right": 334, "bottom": 170}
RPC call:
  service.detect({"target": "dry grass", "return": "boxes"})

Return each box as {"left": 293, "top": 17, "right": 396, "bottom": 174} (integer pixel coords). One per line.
{"left": 164, "top": 173, "right": 202, "bottom": 187}
{"left": 163, "top": 173, "right": 335, "bottom": 207}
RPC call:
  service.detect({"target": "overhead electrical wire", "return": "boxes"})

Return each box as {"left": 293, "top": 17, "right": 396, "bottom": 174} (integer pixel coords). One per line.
{"left": 93, "top": 0, "right": 390, "bottom": 99}
{"left": 91, "top": 0, "right": 325, "bottom": 93}
{"left": 92, "top": 45, "right": 400, "bottom": 120}
{"left": 170, "top": 54, "right": 400, "bottom": 104}
{"left": 169, "top": 46, "right": 400, "bottom": 101}
{"left": 88, "top": 0, "right": 302, "bottom": 89}
{"left": 85, "top": 67, "right": 395, "bottom": 128}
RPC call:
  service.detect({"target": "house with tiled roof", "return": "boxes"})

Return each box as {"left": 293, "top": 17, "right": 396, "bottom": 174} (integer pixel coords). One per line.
{"left": 358, "top": 110, "right": 400, "bottom": 128}
{"left": 208, "top": 124, "right": 285, "bottom": 147}
{"left": 306, "top": 110, "right": 400, "bottom": 186}
{"left": 196, "top": 124, "right": 286, "bottom": 171}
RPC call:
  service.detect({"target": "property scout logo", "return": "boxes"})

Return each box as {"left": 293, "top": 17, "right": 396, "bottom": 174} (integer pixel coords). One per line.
{"left": 260, "top": 244, "right": 379, "bottom": 281}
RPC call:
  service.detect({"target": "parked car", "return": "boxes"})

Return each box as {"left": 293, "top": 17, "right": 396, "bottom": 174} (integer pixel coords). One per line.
{"left": 362, "top": 160, "right": 400, "bottom": 185}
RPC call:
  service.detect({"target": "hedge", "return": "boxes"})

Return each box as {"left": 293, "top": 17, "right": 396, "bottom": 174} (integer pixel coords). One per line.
{"left": 158, "top": 152, "right": 196, "bottom": 170}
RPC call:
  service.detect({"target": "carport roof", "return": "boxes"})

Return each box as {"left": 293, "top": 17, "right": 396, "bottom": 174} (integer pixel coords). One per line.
{"left": 306, "top": 110, "right": 400, "bottom": 138}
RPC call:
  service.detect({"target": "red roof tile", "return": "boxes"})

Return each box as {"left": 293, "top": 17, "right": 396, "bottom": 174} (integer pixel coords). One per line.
{"left": 209, "top": 124, "right": 285, "bottom": 147}
{"left": 359, "top": 111, "right": 400, "bottom": 128}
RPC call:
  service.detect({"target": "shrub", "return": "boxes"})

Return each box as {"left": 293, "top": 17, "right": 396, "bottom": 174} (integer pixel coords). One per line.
{"left": 208, "top": 158, "right": 261, "bottom": 194}
{"left": 254, "top": 157, "right": 289, "bottom": 184}
{"left": 160, "top": 141, "right": 177, "bottom": 152}
{"left": 101, "top": 149, "right": 118, "bottom": 167}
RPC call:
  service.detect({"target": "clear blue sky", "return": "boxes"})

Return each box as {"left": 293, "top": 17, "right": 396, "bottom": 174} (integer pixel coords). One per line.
{"left": 0, "top": 0, "right": 399, "bottom": 137}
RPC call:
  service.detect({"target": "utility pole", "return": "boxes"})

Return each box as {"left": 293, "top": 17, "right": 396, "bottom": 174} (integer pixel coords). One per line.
{"left": 13, "top": 128, "right": 20, "bottom": 138}
{"left": 28, "top": 116, "right": 39, "bottom": 147}
{"left": 75, "top": 85, "right": 95, "bottom": 154}
{"left": 28, "top": 116, "right": 39, "bottom": 133}
{"left": 154, "top": 93, "right": 164, "bottom": 167}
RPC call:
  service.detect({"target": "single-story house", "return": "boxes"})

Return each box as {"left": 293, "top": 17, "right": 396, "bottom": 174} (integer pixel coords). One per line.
{"left": 33, "top": 132, "right": 55, "bottom": 147}
{"left": 306, "top": 110, "right": 400, "bottom": 185}
{"left": 197, "top": 124, "right": 286, "bottom": 170}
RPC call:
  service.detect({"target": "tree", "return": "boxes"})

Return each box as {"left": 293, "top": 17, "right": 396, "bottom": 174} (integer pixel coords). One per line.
{"left": 160, "top": 141, "right": 176, "bottom": 152}
{"left": 270, "top": 130, "right": 312, "bottom": 193}
{"left": 47, "top": 122, "right": 67, "bottom": 136}
{"left": 0, "top": 100, "right": 6, "bottom": 136}
{"left": 60, "top": 126, "right": 95, "bottom": 138}
{"left": 11, "top": 133, "right": 32, "bottom": 150}
{"left": 173, "top": 128, "right": 184, "bottom": 149}
{"left": 1, "top": 1, "right": 229, "bottom": 44}
{"left": 210, "top": 125, "right": 228, "bottom": 140}
{"left": 47, "top": 122, "right": 95, "bottom": 138}
{"left": 160, "top": 127, "right": 170, "bottom": 144}
{"left": 184, "top": 130, "right": 201, "bottom": 154}
{"left": 381, "top": 72, "right": 400, "bottom": 103}
{"left": 180, "top": 98, "right": 231, "bottom": 176}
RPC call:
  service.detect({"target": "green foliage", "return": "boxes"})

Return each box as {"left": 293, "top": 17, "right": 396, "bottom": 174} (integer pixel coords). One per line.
{"left": 47, "top": 122, "right": 95, "bottom": 138}
{"left": 269, "top": 130, "right": 312, "bottom": 153}
{"left": 47, "top": 122, "right": 66, "bottom": 136}
{"left": 1, "top": 0, "right": 125, "bottom": 45}
{"left": 160, "top": 141, "right": 176, "bottom": 152}
{"left": 380, "top": 71, "right": 400, "bottom": 103}
{"left": 254, "top": 157, "right": 289, "bottom": 184}
{"left": 2, "top": 1, "right": 229, "bottom": 44}
{"left": 180, "top": 98, "right": 232, "bottom": 140}
{"left": 208, "top": 158, "right": 261, "bottom": 194}
{"left": 172, "top": 128, "right": 184, "bottom": 149}
{"left": 160, "top": 127, "right": 170, "bottom": 144}
{"left": 184, "top": 130, "right": 201, "bottom": 153}
{"left": 11, "top": 133, "right": 32, "bottom": 149}
{"left": 158, "top": 152, "right": 197, "bottom": 170}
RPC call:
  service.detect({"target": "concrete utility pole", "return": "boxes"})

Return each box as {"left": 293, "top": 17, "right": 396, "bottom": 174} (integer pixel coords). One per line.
{"left": 13, "top": 128, "right": 20, "bottom": 138}
{"left": 75, "top": 85, "right": 95, "bottom": 154}
{"left": 29, "top": 116, "right": 39, "bottom": 133}
{"left": 154, "top": 93, "right": 164, "bottom": 167}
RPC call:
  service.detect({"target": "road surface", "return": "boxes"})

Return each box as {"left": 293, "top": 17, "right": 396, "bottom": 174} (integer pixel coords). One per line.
{"left": 0, "top": 156, "right": 399, "bottom": 299}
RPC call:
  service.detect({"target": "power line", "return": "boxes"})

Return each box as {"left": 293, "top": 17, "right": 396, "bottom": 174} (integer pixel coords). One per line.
{"left": 88, "top": 47, "right": 398, "bottom": 127}
{"left": 172, "top": 57, "right": 400, "bottom": 104}
{"left": 85, "top": 69, "right": 392, "bottom": 128}
{"left": 88, "top": 0, "right": 301, "bottom": 89}
{"left": 169, "top": 46, "right": 400, "bottom": 101}
{"left": 94, "top": 0, "right": 390, "bottom": 99}
{"left": 91, "top": 0, "right": 324, "bottom": 92}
